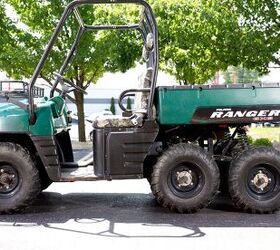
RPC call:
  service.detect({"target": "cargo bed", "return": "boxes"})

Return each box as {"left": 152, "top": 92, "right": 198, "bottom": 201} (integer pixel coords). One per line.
{"left": 156, "top": 83, "right": 280, "bottom": 125}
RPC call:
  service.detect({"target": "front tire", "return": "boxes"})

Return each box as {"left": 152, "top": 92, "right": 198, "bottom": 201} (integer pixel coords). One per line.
{"left": 151, "top": 143, "right": 220, "bottom": 213}
{"left": 228, "top": 147, "right": 280, "bottom": 213}
{"left": 40, "top": 175, "right": 52, "bottom": 191}
{"left": 0, "top": 143, "right": 41, "bottom": 213}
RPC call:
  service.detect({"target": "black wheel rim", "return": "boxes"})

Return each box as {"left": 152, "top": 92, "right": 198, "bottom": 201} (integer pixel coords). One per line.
{"left": 0, "top": 165, "right": 20, "bottom": 198}
{"left": 168, "top": 163, "right": 205, "bottom": 198}
{"left": 246, "top": 163, "right": 280, "bottom": 201}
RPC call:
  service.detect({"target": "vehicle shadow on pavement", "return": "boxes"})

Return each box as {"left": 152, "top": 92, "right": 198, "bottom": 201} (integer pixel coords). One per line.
{"left": 0, "top": 192, "right": 279, "bottom": 238}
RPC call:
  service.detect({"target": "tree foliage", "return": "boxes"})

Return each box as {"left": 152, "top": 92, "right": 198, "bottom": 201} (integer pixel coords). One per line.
{"left": 151, "top": 0, "right": 279, "bottom": 84}
{"left": 233, "top": 0, "right": 280, "bottom": 71}
{"left": 223, "top": 66, "right": 260, "bottom": 84}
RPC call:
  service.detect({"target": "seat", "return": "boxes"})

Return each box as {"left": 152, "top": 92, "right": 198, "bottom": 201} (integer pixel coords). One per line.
{"left": 93, "top": 67, "right": 152, "bottom": 128}
{"left": 93, "top": 115, "right": 135, "bottom": 128}
{"left": 93, "top": 67, "right": 153, "bottom": 129}
{"left": 93, "top": 34, "right": 154, "bottom": 129}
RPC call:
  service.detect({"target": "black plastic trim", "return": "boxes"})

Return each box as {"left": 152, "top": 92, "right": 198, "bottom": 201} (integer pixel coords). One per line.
{"left": 31, "top": 136, "right": 60, "bottom": 181}
{"left": 93, "top": 120, "right": 159, "bottom": 179}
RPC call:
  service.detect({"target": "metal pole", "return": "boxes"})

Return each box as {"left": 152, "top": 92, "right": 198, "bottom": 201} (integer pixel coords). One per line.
{"left": 50, "top": 25, "right": 85, "bottom": 98}
{"left": 28, "top": 0, "right": 158, "bottom": 124}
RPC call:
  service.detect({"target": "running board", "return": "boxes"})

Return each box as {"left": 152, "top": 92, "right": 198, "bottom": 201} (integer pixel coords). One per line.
{"left": 61, "top": 152, "right": 94, "bottom": 168}
{"left": 77, "top": 152, "right": 93, "bottom": 166}
{"left": 60, "top": 165, "right": 104, "bottom": 181}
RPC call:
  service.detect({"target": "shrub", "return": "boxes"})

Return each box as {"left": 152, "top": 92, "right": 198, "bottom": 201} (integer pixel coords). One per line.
{"left": 247, "top": 135, "right": 253, "bottom": 144}
{"left": 252, "top": 138, "right": 273, "bottom": 147}
{"left": 126, "top": 97, "right": 132, "bottom": 110}
{"left": 110, "top": 97, "right": 116, "bottom": 115}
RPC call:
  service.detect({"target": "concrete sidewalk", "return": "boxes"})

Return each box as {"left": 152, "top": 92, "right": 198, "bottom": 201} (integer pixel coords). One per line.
{"left": 72, "top": 140, "right": 92, "bottom": 150}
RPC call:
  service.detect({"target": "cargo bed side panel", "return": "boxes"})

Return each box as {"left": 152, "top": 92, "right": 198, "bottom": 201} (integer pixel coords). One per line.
{"left": 157, "top": 85, "right": 280, "bottom": 125}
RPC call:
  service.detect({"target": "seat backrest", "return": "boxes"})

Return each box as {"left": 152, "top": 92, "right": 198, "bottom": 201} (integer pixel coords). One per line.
{"left": 134, "top": 33, "right": 154, "bottom": 114}
{"left": 142, "top": 33, "right": 154, "bottom": 62}
{"left": 134, "top": 67, "right": 153, "bottom": 113}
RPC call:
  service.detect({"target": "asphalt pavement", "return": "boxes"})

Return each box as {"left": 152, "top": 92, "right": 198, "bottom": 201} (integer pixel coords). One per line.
{"left": 0, "top": 144, "right": 280, "bottom": 250}
{"left": 1, "top": 180, "right": 280, "bottom": 250}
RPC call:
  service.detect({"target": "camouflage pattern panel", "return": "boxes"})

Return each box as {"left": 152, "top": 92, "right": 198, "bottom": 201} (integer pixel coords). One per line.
{"left": 93, "top": 115, "right": 136, "bottom": 128}
{"left": 134, "top": 67, "right": 153, "bottom": 113}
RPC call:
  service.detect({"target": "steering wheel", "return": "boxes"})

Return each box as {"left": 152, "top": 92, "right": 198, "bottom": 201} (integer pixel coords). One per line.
{"left": 54, "top": 72, "right": 87, "bottom": 95}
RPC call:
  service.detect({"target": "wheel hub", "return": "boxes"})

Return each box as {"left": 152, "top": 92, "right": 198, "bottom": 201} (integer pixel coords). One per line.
{"left": 176, "top": 170, "right": 193, "bottom": 187}
{"left": 169, "top": 162, "right": 204, "bottom": 199}
{"left": 0, "top": 167, "right": 18, "bottom": 193}
{"left": 251, "top": 170, "right": 271, "bottom": 191}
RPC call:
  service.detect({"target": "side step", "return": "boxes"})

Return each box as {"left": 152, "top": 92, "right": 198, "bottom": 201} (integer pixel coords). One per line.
{"left": 60, "top": 165, "right": 104, "bottom": 181}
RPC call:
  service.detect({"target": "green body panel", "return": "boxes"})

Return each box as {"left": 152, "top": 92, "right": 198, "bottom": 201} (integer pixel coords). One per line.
{"left": 0, "top": 96, "right": 69, "bottom": 136}
{"left": 0, "top": 103, "right": 29, "bottom": 132}
{"left": 156, "top": 85, "right": 280, "bottom": 125}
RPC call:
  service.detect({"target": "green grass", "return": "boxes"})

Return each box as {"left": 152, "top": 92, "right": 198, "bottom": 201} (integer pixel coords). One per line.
{"left": 248, "top": 127, "right": 280, "bottom": 142}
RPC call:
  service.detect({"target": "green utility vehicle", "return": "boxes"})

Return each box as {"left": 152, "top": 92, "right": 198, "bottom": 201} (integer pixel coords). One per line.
{"left": 1, "top": 0, "right": 280, "bottom": 214}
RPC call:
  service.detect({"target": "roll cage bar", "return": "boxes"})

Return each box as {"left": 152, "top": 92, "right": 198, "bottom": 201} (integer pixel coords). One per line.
{"left": 28, "top": 0, "right": 159, "bottom": 124}
{"left": 0, "top": 80, "right": 44, "bottom": 98}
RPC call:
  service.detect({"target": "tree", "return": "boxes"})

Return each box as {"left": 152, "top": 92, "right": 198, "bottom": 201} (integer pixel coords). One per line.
{"left": 232, "top": 0, "right": 280, "bottom": 73}
{"left": 151, "top": 0, "right": 279, "bottom": 84}
{"left": 0, "top": 0, "right": 141, "bottom": 141}
{"left": 223, "top": 66, "right": 260, "bottom": 84}
{"left": 126, "top": 97, "right": 132, "bottom": 110}
{"left": 151, "top": 0, "right": 240, "bottom": 84}
{"left": 110, "top": 97, "right": 116, "bottom": 115}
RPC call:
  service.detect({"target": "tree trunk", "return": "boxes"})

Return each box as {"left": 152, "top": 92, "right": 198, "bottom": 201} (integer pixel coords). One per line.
{"left": 74, "top": 90, "right": 86, "bottom": 142}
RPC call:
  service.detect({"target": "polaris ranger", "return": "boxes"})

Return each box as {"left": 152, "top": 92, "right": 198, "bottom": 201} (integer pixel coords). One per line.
{"left": 1, "top": 0, "right": 280, "bottom": 214}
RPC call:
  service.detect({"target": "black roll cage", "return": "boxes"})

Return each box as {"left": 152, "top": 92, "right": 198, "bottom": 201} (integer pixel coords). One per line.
{"left": 28, "top": 0, "right": 159, "bottom": 124}
{"left": 0, "top": 80, "right": 44, "bottom": 98}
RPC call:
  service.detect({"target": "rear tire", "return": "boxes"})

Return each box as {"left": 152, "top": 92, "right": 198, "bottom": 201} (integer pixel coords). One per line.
{"left": 151, "top": 143, "right": 220, "bottom": 213}
{"left": 228, "top": 147, "right": 280, "bottom": 213}
{"left": 0, "top": 143, "right": 41, "bottom": 213}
